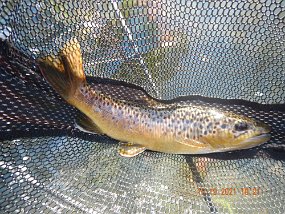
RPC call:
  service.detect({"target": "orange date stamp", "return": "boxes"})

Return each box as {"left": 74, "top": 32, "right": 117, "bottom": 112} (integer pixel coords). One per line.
{"left": 197, "top": 187, "right": 261, "bottom": 196}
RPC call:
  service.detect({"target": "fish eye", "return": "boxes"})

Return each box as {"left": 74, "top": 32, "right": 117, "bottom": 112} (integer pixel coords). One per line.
{"left": 234, "top": 122, "right": 248, "bottom": 131}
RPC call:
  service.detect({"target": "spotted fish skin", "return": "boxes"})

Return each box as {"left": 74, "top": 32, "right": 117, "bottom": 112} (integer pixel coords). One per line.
{"left": 38, "top": 39, "right": 271, "bottom": 155}
{"left": 74, "top": 83, "right": 270, "bottom": 154}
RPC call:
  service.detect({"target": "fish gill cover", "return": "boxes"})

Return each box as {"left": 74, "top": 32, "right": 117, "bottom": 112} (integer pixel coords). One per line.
{"left": 0, "top": 0, "right": 284, "bottom": 213}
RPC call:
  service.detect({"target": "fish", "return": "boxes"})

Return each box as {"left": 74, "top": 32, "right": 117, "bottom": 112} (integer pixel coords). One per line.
{"left": 37, "top": 39, "right": 271, "bottom": 157}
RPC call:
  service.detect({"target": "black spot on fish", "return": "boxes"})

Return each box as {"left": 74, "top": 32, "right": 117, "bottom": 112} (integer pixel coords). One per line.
{"left": 221, "top": 124, "right": 227, "bottom": 129}
{"left": 207, "top": 122, "right": 213, "bottom": 129}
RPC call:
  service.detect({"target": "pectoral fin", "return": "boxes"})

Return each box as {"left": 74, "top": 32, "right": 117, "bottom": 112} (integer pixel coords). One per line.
{"left": 176, "top": 138, "right": 207, "bottom": 148}
{"left": 118, "top": 142, "right": 146, "bottom": 157}
{"left": 75, "top": 113, "right": 104, "bottom": 135}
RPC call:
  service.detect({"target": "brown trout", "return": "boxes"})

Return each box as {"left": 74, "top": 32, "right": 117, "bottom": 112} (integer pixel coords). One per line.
{"left": 37, "top": 39, "right": 270, "bottom": 157}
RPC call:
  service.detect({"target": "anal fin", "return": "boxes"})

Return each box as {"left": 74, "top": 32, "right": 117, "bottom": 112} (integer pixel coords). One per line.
{"left": 75, "top": 113, "right": 104, "bottom": 135}
{"left": 118, "top": 142, "right": 146, "bottom": 157}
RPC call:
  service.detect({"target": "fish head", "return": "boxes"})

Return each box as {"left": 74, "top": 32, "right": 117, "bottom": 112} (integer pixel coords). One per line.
{"left": 200, "top": 111, "right": 271, "bottom": 151}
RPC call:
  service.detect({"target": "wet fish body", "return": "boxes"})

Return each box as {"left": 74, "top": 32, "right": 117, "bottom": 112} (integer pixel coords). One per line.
{"left": 37, "top": 39, "right": 270, "bottom": 157}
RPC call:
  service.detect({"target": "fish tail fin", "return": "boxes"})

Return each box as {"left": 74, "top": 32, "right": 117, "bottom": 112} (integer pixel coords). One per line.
{"left": 37, "top": 38, "right": 86, "bottom": 102}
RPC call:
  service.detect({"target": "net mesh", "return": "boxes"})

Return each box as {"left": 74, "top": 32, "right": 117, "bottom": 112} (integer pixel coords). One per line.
{"left": 0, "top": 0, "right": 285, "bottom": 213}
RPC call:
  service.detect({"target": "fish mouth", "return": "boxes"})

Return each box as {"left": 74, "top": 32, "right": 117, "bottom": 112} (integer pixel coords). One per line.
{"left": 258, "top": 122, "right": 271, "bottom": 133}
{"left": 241, "top": 122, "right": 271, "bottom": 146}
{"left": 241, "top": 133, "right": 271, "bottom": 145}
